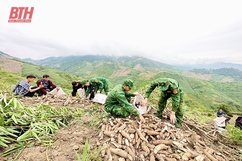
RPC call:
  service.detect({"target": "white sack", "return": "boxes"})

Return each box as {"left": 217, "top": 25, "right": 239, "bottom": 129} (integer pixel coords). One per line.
{"left": 77, "top": 88, "right": 85, "bottom": 98}
{"left": 213, "top": 116, "right": 226, "bottom": 127}
{"left": 92, "top": 93, "right": 107, "bottom": 105}
{"left": 49, "top": 87, "right": 67, "bottom": 96}
{"left": 132, "top": 94, "right": 147, "bottom": 115}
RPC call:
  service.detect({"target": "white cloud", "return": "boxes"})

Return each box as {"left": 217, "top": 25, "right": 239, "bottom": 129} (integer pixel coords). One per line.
{"left": 0, "top": 0, "right": 242, "bottom": 64}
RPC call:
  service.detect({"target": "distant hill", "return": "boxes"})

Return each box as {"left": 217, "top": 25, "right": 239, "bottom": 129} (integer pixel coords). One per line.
{"left": 175, "top": 62, "right": 242, "bottom": 71}
{"left": 23, "top": 55, "right": 179, "bottom": 78}
{"left": 23, "top": 55, "right": 242, "bottom": 82}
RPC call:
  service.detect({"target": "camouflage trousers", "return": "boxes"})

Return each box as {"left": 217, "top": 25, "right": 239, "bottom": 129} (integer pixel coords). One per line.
{"left": 156, "top": 92, "right": 184, "bottom": 123}
{"left": 105, "top": 104, "right": 137, "bottom": 117}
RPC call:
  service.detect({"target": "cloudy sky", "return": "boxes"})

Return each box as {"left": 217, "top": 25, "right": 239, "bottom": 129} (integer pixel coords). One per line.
{"left": 0, "top": 0, "right": 242, "bottom": 65}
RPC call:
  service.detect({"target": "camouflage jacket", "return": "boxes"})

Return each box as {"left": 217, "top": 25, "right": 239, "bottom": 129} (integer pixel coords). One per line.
{"left": 104, "top": 84, "right": 139, "bottom": 116}
{"left": 89, "top": 77, "right": 108, "bottom": 93}
{"left": 144, "top": 78, "right": 183, "bottom": 112}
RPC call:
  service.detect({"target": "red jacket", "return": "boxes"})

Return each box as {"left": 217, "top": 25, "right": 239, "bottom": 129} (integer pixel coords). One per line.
{"left": 36, "top": 79, "right": 56, "bottom": 95}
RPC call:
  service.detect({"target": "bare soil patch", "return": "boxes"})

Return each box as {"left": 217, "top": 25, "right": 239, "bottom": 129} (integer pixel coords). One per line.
{"left": 110, "top": 67, "right": 132, "bottom": 78}
{"left": 182, "top": 71, "right": 212, "bottom": 81}
{"left": 134, "top": 64, "right": 145, "bottom": 71}
{"left": 0, "top": 57, "right": 23, "bottom": 74}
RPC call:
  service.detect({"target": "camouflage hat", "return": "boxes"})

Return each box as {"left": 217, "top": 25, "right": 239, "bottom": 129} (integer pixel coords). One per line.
{"left": 81, "top": 80, "right": 89, "bottom": 85}
{"left": 158, "top": 81, "right": 170, "bottom": 91}
{"left": 123, "top": 79, "right": 134, "bottom": 88}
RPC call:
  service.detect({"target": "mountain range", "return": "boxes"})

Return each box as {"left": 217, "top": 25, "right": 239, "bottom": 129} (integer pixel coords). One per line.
{"left": 1, "top": 50, "right": 242, "bottom": 113}
{"left": 22, "top": 54, "right": 242, "bottom": 82}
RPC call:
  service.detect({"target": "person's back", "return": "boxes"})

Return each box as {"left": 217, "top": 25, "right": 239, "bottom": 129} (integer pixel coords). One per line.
{"left": 105, "top": 84, "right": 123, "bottom": 105}
{"left": 90, "top": 77, "right": 109, "bottom": 94}
{"left": 104, "top": 80, "right": 141, "bottom": 119}
{"left": 71, "top": 81, "right": 83, "bottom": 97}
{"left": 235, "top": 116, "right": 242, "bottom": 129}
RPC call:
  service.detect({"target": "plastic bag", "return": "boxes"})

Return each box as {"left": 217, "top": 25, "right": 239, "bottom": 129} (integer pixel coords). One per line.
{"left": 49, "top": 87, "right": 67, "bottom": 96}
{"left": 132, "top": 94, "right": 147, "bottom": 115}
{"left": 77, "top": 88, "right": 85, "bottom": 98}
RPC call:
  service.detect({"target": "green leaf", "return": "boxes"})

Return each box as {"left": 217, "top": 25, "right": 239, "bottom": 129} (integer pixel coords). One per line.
{"left": 11, "top": 114, "right": 18, "bottom": 124}
{"left": 82, "top": 139, "right": 89, "bottom": 161}
{"left": 0, "top": 114, "right": 4, "bottom": 126}
{"left": 17, "top": 129, "right": 31, "bottom": 142}
{"left": 31, "top": 130, "right": 41, "bottom": 143}
{"left": 74, "top": 150, "right": 81, "bottom": 161}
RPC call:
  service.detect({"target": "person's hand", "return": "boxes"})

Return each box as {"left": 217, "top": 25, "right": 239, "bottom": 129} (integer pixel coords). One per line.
{"left": 139, "top": 115, "right": 145, "bottom": 123}
{"left": 170, "top": 111, "right": 176, "bottom": 124}
{"left": 142, "top": 98, "right": 148, "bottom": 106}
{"left": 39, "top": 84, "right": 44, "bottom": 88}
{"left": 133, "top": 92, "right": 139, "bottom": 96}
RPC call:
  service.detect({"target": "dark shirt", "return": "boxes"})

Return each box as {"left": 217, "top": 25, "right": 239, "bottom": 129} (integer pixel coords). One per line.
{"left": 72, "top": 81, "right": 83, "bottom": 96}
{"left": 236, "top": 116, "right": 242, "bottom": 124}
{"left": 217, "top": 111, "right": 226, "bottom": 117}
{"left": 36, "top": 79, "right": 56, "bottom": 95}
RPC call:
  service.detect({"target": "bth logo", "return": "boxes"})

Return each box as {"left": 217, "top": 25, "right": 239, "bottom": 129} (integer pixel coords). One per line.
{"left": 8, "top": 7, "right": 34, "bottom": 23}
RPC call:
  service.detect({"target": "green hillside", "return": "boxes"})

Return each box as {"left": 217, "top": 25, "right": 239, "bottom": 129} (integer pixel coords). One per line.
{"left": 21, "top": 55, "right": 242, "bottom": 113}
{"left": 1, "top": 53, "right": 242, "bottom": 114}
{"left": 190, "top": 68, "right": 242, "bottom": 81}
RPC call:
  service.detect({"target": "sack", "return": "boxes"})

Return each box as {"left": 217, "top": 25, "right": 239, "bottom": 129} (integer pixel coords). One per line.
{"left": 132, "top": 94, "right": 147, "bottom": 115}
{"left": 213, "top": 116, "right": 226, "bottom": 127}
{"left": 77, "top": 88, "right": 85, "bottom": 98}
{"left": 49, "top": 87, "right": 66, "bottom": 96}
{"left": 92, "top": 93, "right": 107, "bottom": 105}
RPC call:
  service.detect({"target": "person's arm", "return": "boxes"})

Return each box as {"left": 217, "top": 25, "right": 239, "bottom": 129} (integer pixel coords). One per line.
{"left": 125, "top": 92, "right": 135, "bottom": 97}
{"left": 49, "top": 80, "right": 57, "bottom": 88}
{"left": 142, "top": 80, "right": 158, "bottom": 105}
{"left": 98, "top": 81, "right": 104, "bottom": 93}
{"left": 29, "top": 86, "right": 42, "bottom": 92}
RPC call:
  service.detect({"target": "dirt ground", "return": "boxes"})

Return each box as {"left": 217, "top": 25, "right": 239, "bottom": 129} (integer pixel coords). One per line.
{"left": 1, "top": 118, "right": 99, "bottom": 161}
{"left": 1, "top": 96, "right": 241, "bottom": 161}
{"left": 0, "top": 96, "right": 101, "bottom": 161}
{"left": 0, "top": 57, "right": 23, "bottom": 74}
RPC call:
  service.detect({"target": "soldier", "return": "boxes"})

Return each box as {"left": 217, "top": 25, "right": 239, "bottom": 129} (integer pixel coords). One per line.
{"left": 143, "top": 78, "right": 183, "bottom": 128}
{"left": 104, "top": 79, "right": 145, "bottom": 123}
{"left": 89, "top": 77, "right": 110, "bottom": 95}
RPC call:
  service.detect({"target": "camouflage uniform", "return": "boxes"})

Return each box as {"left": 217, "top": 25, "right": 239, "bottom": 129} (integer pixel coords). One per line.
{"left": 145, "top": 78, "right": 184, "bottom": 124}
{"left": 90, "top": 77, "right": 109, "bottom": 94}
{"left": 104, "top": 80, "right": 139, "bottom": 117}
